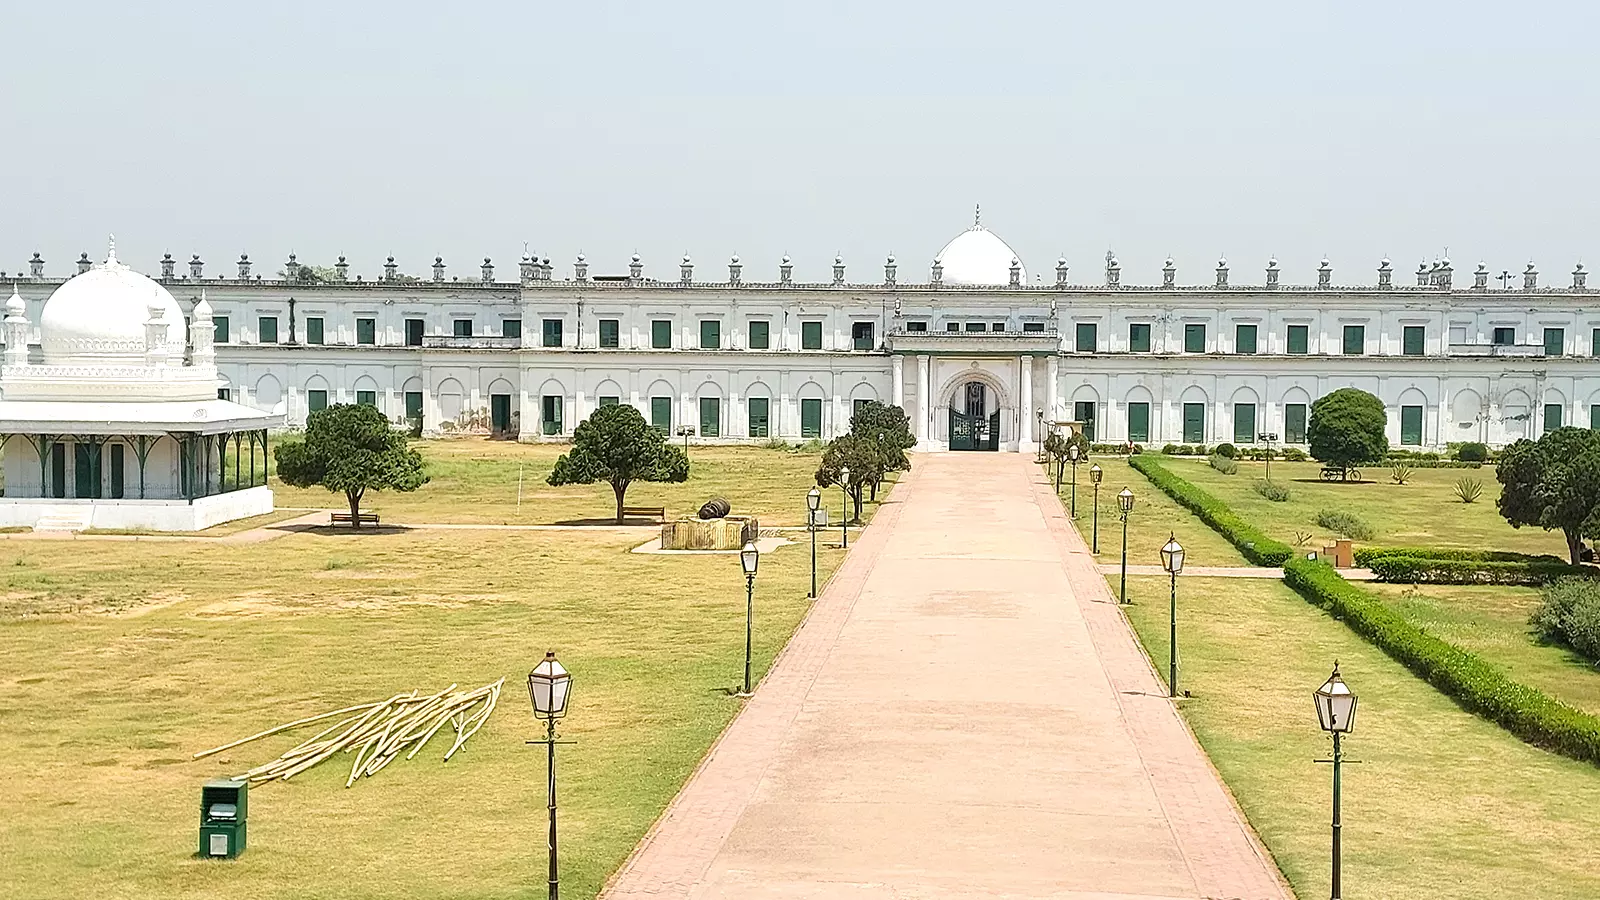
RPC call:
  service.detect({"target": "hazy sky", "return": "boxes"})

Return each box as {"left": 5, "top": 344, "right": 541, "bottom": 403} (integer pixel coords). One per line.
{"left": 3, "top": 1, "right": 1597, "bottom": 286}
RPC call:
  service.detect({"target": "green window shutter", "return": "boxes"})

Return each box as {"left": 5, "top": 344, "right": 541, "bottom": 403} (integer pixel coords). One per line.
{"left": 1400, "top": 406, "right": 1423, "bottom": 446}
{"left": 109, "top": 443, "right": 124, "bottom": 499}
{"left": 700, "top": 320, "right": 720, "bottom": 349}
{"left": 1286, "top": 324, "right": 1308, "bottom": 355}
{"left": 404, "top": 391, "right": 423, "bottom": 420}
{"left": 1544, "top": 403, "right": 1564, "bottom": 433}
{"left": 1285, "top": 404, "right": 1307, "bottom": 443}
{"left": 1592, "top": 328, "right": 1600, "bottom": 357}
{"left": 1182, "top": 403, "right": 1205, "bottom": 443}
{"left": 1235, "top": 324, "right": 1257, "bottom": 354}
{"left": 699, "top": 397, "right": 720, "bottom": 436}
{"left": 1233, "top": 403, "right": 1256, "bottom": 444}
{"left": 1493, "top": 327, "right": 1515, "bottom": 346}
{"left": 356, "top": 390, "right": 377, "bottom": 407}
{"left": 748, "top": 397, "right": 770, "bottom": 437}
{"left": 651, "top": 320, "right": 672, "bottom": 349}
{"left": 306, "top": 317, "right": 324, "bottom": 345}
{"left": 852, "top": 322, "right": 874, "bottom": 350}
{"left": 1403, "top": 326, "right": 1425, "bottom": 356}
{"left": 405, "top": 319, "right": 424, "bottom": 346}
{"left": 800, "top": 398, "right": 822, "bottom": 438}
{"left": 542, "top": 396, "right": 563, "bottom": 435}
{"left": 1074, "top": 323, "right": 1097, "bottom": 352}
{"left": 598, "top": 396, "right": 619, "bottom": 407}
{"left": 1592, "top": 404, "right": 1600, "bottom": 430}
{"left": 802, "top": 321, "right": 823, "bottom": 350}
{"left": 258, "top": 316, "right": 277, "bottom": 343}
{"left": 454, "top": 319, "right": 472, "bottom": 337}
{"left": 1127, "top": 402, "right": 1150, "bottom": 442}
{"left": 749, "top": 321, "right": 770, "bottom": 349}
{"left": 1544, "top": 328, "right": 1565, "bottom": 357}
{"left": 1129, "top": 323, "right": 1151, "bottom": 352}
{"left": 502, "top": 319, "right": 522, "bottom": 339}
{"left": 542, "top": 319, "right": 562, "bottom": 348}
{"left": 1184, "top": 324, "right": 1206, "bottom": 353}
{"left": 1343, "top": 324, "right": 1365, "bottom": 355}
{"left": 650, "top": 397, "right": 672, "bottom": 433}
{"left": 599, "top": 319, "right": 619, "bottom": 348}
{"left": 308, "top": 390, "right": 328, "bottom": 412}
{"left": 214, "top": 316, "right": 230, "bottom": 343}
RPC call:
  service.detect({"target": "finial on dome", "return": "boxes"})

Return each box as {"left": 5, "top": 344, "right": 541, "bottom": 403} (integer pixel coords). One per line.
{"left": 194, "top": 289, "right": 214, "bottom": 317}
{"left": 106, "top": 234, "right": 116, "bottom": 263}
{"left": 974, "top": 203, "right": 981, "bottom": 227}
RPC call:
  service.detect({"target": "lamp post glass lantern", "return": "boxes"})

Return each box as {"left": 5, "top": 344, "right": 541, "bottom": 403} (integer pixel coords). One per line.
{"left": 1089, "top": 463, "right": 1103, "bottom": 553}
{"left": 839, "top": 466, "right": 850, "bottom": 548}
{"left": 1160, "top": 535, "right": 1184, "bottom": 698}
{"left": 806, "top": 487, "right": 821, "bottom": 598}
{"left": 1258, "top": 431, "right": 1279, "bottom": 482}
{"left": 1314, "top": 664, "right": 1357, "bottom": 900}
{"left": 527, "top": 651, "right": 572, "bottom": 900}
{"left": 740, "top": 541, "right": 759, "bottom": 695}
{"left": 1117, "top": 488, "right": 1134, "bottom": 603}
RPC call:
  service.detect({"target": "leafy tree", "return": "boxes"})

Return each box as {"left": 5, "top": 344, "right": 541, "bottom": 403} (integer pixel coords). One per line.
{"left": 815, "top": 434, "right": 887, "bottom": 524}
{"left": 275, "top": 403, "right": 428, "bottom": 525}
{"left": 1497, "top": 427, "right": 1600, "bottom": 564}
{"left": 547, "top": 404, "right": 689, "bottom": 523}
{"left": 849, "top": 401, "right": 915, "bottom": 499}
{"left": 1307, "top": 388, "right": 1389, "bottom": 479}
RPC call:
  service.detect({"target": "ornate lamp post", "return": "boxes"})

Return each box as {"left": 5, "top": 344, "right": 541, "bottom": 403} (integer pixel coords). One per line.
{"left": 839, "top": 465, "right": 851, "bottom": 548}
{"left": 1089, "top": 463, "right": 1104, "bottom": 553}
{"left": 806, "top": 486, "right": 821, "bottom": 599}
{"left": 1314, "top": 664, "right": 1357, "bottom": 900}
{"left": 527, "top": 651, "right": 573, "bottom": 900}
{"left": 1034, "top": 408, "right": 1046, "bottom": 463}
{"left": 1159, "top": 534, "right": 1185, "bottom": 697}
{"left": 1067, "top": 443, "right": 1081, "bottom": 518}
{"left": 1258, "top": 430, "right": 1279, "bottom": 481}
{"left": 1117, "top": 488, "right": 1134, "bottom": 603}
{"left": 739, "top": 541, "right": 759, "bottom": 696}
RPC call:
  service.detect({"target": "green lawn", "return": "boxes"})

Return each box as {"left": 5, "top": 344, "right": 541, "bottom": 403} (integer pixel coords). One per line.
{"left": 0, "top": 451, "right": 864, "bottom": 899}
{"left": 268, "top": 439, "right": 857, "bottom": 527}
{"left": 1121, "top": 574, "right": 1600, "bottom": 900}
{"left": 1155, "top": 457, "right": 1568, "bottom": 556}
{"left": 1363, "top": 582, "right": 1600, "bottom": 716}
{"left": 1047, "top": 458, "right": 1248, "bottom": 568}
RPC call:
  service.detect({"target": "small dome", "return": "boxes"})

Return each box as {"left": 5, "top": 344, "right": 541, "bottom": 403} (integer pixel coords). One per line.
{"left": 6, "top": 284, "right": 24, "bottom": 316}
{"left": 1268, "top": 257, "right": 1279, "bottom": 267}
{"left": 39, "top": 246, "right": 184, "bottom": 365}
{"left": 1380, "top": 257, "right": 1390, "bottom": 266}
{"left": 1217, "top": 256, "right": 1227, "bottom": 267}
{"left": 932, "top": 223, "right": 1026, "bottom": 286}
{"left": 781, "top": 254, "right": 791, "bottom": 264}
{"left": 730, "top": 254, "right": 740, "bottom": 263}
{"left": 631, "top": 253, "right": 641, "bottom": 263}
{"left": 193, "top": 290, "right": 214, "bottom": 318}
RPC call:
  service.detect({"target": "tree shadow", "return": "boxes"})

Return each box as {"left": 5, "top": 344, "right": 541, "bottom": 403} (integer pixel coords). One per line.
{"left": 552, "top": 517, "right": 653, "bottom": 527}
{"left": 304, "top": 524, "right": 414, "bottom": 536}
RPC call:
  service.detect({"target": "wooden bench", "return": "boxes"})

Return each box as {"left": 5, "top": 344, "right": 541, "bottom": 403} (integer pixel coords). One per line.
{"left": 331, "top": 511, "right": 381, "bottom": 528}
{"left": 621, "top": 506, "right": 666, "bottom": 523}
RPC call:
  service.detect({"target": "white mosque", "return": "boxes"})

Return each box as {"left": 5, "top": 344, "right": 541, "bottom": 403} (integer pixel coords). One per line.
{"left": 5, "top": 216, "right": 1596, "bottom": 463}
{"left": 0, "top": 242, "right": 280, "bottom": 531}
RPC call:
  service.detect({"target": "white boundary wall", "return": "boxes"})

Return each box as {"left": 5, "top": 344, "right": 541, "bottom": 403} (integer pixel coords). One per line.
{"left": 0, "top": 486, "right": 274, "bottom": 531}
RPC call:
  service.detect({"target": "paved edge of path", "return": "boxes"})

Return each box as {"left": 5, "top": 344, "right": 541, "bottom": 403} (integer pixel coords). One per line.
{"left": 598, "top": 462, "right": 917, "bottom": 899}
{"left": 1032, "top": 472, "right": 1294, "bottom": 900}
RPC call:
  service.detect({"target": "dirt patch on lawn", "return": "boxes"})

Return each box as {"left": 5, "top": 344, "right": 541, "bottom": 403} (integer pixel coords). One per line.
{"left": 191, "top": 590, "right": 482, "bottom": 618}
{"left": 0, "top": 590, "right": 190, "bottom": 621}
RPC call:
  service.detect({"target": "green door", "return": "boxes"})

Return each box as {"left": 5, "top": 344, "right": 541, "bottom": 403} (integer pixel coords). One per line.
{"left": 650, "top": 397, "right": 672, "bottom": 434}
{"left": 51, "top": 443, "right": 66, "bottom": 498}
{"left": 949, "top": 409, "right": 976, "bottom": 451}
{"left": 1400, "top": 406, "right": 1423, "bottom": 446}
{"left": 490, "top": 395, "right": 512, "bottom": 436}
{"left": 405, "top": 391, "right": 424, "bottom": 433}
{"left": 747, "top": 398, "right": 770, "bottom": 437}
{"left": 699, "top": 397, "right": 720, "bottom": 437}
{"left": 1127, "top": 402, "right": 1150, "bottom": 443}
{"left": 1073, "top": 401, "right": 1096, "bottom": 441}
{"left": 1286, "top": 404, "right": 1307, "bottom": 443}
{"left": 1233, "top": 403, "right": 1256, "bottom": 444}
{"left": 74, "top": 442, "right": 101, "bottom": 499}
{"left": 1182, "top": 403, "right": 1205, "bottom": 444}
{"left": 1544, "top": 403, "right": 1563, "bottom": 433}
{"left": 800, "top": 399, "right": 822, "bottom": 439}
{"left": 109, "top": 443, "right": 125, "bottom": 500}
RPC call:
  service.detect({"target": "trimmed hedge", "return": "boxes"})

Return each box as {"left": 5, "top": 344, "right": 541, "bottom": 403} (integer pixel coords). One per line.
{"left": 1283, "top": 558, "right": 1600, "bottom": 765}
{"left": 1353, "top": 546, "right": 1564, "bottom": 566}
{"left": 1128, "top": 455, "right": 1294, "bottom": 565}
{"left": 1366, "top": 556, "right": 1592, "bottom": 585}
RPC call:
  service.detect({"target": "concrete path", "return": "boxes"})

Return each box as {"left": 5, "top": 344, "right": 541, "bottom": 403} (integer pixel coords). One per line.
{"left": 602, "top": 453, "right": 1290, "bottom": 900}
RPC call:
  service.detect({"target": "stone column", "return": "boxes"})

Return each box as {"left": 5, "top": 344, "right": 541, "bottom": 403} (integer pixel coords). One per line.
{"left": 1046, "top": 355, "right": 1060, "bottom": 424}
{"left": 892, "top": 354, "right": 904, "bottom": 410}
{"left": 917, "top": 354, "right": 931, "bottom": 445}
{"left": 1019, "top": 355, "right": 1035, "bottom": 451}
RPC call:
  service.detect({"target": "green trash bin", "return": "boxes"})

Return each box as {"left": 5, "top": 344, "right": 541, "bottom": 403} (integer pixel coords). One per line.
{"left": 199, "top": 779, "right": 247, "bottom": 859}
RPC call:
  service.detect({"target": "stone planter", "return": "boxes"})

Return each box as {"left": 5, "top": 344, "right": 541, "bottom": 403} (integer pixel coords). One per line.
{"left": 660, "top": 515, "right": 760, "bottom": 550}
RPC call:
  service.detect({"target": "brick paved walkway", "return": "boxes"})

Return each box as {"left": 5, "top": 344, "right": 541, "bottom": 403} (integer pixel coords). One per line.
{"left": 602, "top": 453, "right": 1291, "bottom": 899}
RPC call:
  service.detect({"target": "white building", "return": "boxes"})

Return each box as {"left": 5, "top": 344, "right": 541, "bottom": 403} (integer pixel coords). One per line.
{"left": 5, "top": 221, "right": 1596, "bottom": 454}
{"left": 0, "top": 244, "right": 280, "bottom": 531}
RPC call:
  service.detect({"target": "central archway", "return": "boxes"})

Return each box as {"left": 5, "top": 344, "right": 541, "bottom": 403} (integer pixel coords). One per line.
{"left": 948, "top": 380, "right": 1000, "bottom": 451}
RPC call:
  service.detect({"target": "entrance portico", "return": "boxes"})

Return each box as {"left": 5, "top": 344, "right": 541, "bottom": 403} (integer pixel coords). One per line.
{"left": 888, "top": 328, "right": 1059, "bottom": 453}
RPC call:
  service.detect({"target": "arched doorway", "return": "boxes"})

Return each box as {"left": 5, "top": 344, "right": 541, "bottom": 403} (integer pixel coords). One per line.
{"left": 949, "top": 381, "right": 1000, "bottom": 451}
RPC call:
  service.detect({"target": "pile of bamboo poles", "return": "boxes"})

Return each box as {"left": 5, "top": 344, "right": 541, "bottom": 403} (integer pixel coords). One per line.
{"left": 193, "top": 679, "right": 505, "bottom": 787}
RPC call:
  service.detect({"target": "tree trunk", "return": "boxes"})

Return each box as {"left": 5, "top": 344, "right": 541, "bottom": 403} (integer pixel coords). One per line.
{"left": 1566, "top": 528, "right": 1583, "bottom": 566}
{"left": 612, "top": 480, "right": 628, "bottom": 525}
{"left": 852, "top": 486, "right": 863, "bottom": 523}
{"left": 346, "top": 489, "right": 363, "bottom": 528}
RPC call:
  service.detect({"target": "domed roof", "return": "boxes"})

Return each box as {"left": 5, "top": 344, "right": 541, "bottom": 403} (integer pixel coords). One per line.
{"left": 933, "top": 219, "right": 1026, "bottom": 286}
{"left": 39, "top": 242, "right": 185, "bottom": 365}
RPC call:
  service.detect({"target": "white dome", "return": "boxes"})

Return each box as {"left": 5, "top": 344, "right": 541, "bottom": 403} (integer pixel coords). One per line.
{"left": 933, "top": 224, "right": 1026, "bottom": 286}
{"left": 39, "top": 246, "right": 185, "bottom": 365}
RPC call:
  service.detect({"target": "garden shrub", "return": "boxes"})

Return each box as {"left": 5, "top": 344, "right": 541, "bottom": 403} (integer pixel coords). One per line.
{"left": 1283, "top": 448, "right": 1309, "bottom": 462}
{"left": 1128, "top": 455, "right": 1294, "bottom": 565}
{"left": 1208, "top": 454, "right": 1239, "bottom": 475}
{"left": 1453, "top": 476, "right": 1483, "bottom": 503}
{"left": 1366, "top": 555, "right": 1590, "bottom": 586}
{"left": 1194, "top": 444, "right": 1208, "bottom": 456}
{"left": 1283, "top": 559, "right": 1600, "bottom": 764}
{"left": 1253, "top": 478, "right": 1291, "bottom": 502}
{"left": 1161, "top": 443, "right": 1180, "bottom": 455}
{"left": 1314, "top": 508, "right": 1377, "bottom": 541}
{"left": 1353, "top": 546, "right": 1564, "bottom": 566}
{"left": 1457, "top": 442, "right": 1490, "bottom": 463}
{"left": 1214, "top": 442, "right": 1237, "bottom": 459}
{"left": 1389, "top": 461, "right": 1413, "bottom": 484}
{"left": 1532, "top": 577, "right": 1600, "bottom": 662}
